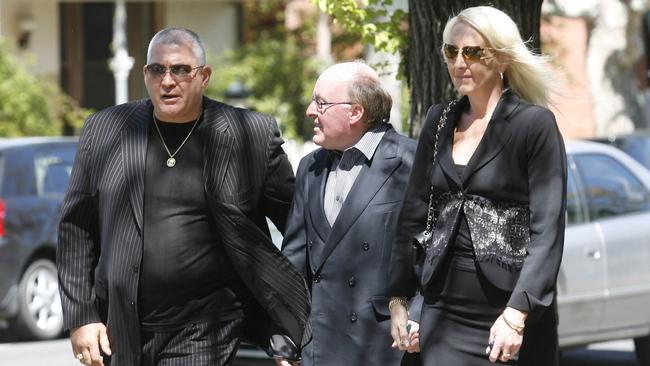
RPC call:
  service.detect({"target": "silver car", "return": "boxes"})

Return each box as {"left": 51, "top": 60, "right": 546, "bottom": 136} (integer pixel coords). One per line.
{"left": 559, "top": 139, "right": 650, "bottom": 364}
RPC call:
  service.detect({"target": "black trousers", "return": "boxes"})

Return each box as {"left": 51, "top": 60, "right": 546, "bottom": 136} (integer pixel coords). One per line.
{"left": 139, "top": 317, "right": 244, "bottom": 366}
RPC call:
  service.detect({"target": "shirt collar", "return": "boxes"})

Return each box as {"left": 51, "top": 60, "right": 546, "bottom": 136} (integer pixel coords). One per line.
{"left": 345, "top": 122, "right": 389, "bottom": 161}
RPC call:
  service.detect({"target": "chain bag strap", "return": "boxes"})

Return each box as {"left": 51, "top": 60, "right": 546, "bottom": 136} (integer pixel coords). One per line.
{"left": 417, "top": 99, "right": 458, "bottom": 247}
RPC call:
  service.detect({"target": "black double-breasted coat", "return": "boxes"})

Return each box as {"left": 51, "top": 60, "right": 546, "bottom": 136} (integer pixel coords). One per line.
{"left": 282, "top": 128, "right": 419, "bottom": 366}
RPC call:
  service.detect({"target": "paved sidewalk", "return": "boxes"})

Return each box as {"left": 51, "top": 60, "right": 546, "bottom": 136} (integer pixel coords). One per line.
{"left": 0, "top": 335, "right": 638, "bottom": 366}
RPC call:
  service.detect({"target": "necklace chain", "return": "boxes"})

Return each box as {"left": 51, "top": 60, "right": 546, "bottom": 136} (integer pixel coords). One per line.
{"left": 152, "top": 111, "right": 202, "bottom": 167}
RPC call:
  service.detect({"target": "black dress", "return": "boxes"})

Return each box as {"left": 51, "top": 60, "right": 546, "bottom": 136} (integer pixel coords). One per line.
{"left": 419, "top": 164, "right": 516, "bottom": 366}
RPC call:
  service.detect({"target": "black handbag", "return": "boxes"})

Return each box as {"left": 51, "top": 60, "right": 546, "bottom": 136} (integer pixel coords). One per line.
{"left": 412, "top": 99, "right": 457, "bottom": 277}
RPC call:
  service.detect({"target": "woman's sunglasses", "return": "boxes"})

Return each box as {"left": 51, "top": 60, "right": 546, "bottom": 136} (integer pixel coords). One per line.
{"left": 443, "top": 44, "right": 492, "bottom": 61}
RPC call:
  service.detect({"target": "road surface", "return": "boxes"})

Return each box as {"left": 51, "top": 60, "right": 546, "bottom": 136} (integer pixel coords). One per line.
{"left": 0, "top": 329, "right": 640, "bottom": 366}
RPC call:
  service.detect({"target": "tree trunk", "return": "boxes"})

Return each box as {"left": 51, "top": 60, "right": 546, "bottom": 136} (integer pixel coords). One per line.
{"left": 406, "top": 0, "right": 543, "bottom": 137}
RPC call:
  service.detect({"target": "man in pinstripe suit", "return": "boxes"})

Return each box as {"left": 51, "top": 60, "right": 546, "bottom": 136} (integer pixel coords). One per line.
{"left": 57, "top": 27, "right": 310, "bottom": 366}
{"left": 279, "top": 62, "right": 421, "bottom": 366}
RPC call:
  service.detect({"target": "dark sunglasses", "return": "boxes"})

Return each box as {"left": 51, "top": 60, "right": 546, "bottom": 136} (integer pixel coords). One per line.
{"left": 145, "top": 63, "right": 204, "bottom": 80}
{"left": 443, "top": 44, "right": 492, "bottom": 61}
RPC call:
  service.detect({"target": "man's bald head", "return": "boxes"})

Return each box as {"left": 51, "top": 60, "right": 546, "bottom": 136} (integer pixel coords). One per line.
{"left": 319, "top": 62, "right": 377, "bottom": 82}
{"left": 320, "top": 61, "right": 392, "bottom": 126}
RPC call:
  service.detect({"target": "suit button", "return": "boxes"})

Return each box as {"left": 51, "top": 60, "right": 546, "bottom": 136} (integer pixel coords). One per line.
{"left": 308, "top": 240, "right": 313, "bottom": 249}
{"left": 350, "top": 312, "right": 358, "bottom": 322}
{"left": 314, "top": 274, "right": 321, "bottom": 283}
{"left": 362, "top": 242, "right": 369, "bottom": 251}
{"left": 133, "top": 265, "right": 139, "bottom": 273}
{"left": 348, "top": 276, "right": 356, "bottom": 287}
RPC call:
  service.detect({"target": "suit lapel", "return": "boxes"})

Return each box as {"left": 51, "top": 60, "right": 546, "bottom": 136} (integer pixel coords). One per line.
{"left": 307, "top": 150, "right": 331, "bottom": 243}
{"left": 462, "top": 92, "right": 518, "bottom": 185}
{"left": 200, "top": 98, "right": 233, "bottom": 196}
{"left": 315, "top": 130, "right": 402, "bottom": 271}
{"left": 121, "top": 101, "right": 151, "bottom": 235}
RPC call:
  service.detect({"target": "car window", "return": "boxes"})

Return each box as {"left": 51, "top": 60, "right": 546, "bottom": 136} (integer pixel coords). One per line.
{"left": 35, "top": 147, "right": 75, "bottom": 196}
{"left": 1, "top": 149, "right": 36, "bottom": 196}
{"left": 574, "top": 153, "right": 650, "bottom": 220}
{"left": 566, "top": 164, "right": 587, "bottom": 224}
{"left": 621, "top": 137, "right": 650, "bottom": 170}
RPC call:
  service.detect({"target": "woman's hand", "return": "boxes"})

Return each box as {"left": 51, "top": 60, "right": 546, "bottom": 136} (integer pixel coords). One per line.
{"left": 404, "top": 320, "right": 420, "bottom": 353}
{"left": 486, "top": 307, "right": 527, "bottom": 363}
{"left": 390, "top": 301, "right": 411, "bottom": 351}
{"left": 274, "top": 359, "right": 299, "bottom": 366}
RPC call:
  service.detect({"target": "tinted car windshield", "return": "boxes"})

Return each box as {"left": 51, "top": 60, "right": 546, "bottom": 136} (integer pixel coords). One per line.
{"left": 621, "top": 136, "right": 650, "bottom": 170}
{"left": 595, "top": 133, "right": 650, "bottom": 171}
{"left": 0, "top": 141, "right": 76, "bottom": 197}
{"left": 572, "top": 153, "right": 650, "bottom": 220}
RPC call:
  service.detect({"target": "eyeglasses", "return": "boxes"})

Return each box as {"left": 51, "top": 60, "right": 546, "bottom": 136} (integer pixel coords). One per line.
{"left": 145, "top": 63, "right": 205, "bottom": 80}
{"left": 311, "top": 96, "right": 353, "bottom": 112}
{"left": 442, "top": 44, "right": 493, "bottom": 61}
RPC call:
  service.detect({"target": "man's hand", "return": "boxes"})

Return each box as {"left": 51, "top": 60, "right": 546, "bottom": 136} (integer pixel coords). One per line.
{"left": 389, "top": 303, "right": 410, "bottom": 351}
{"left": 70, "top": 322, "right": 111, "bottom": 366}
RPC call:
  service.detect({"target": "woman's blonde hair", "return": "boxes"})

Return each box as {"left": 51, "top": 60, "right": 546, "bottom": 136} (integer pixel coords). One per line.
{"left": 442, "top": 6, "right": 554, "bottom": 107}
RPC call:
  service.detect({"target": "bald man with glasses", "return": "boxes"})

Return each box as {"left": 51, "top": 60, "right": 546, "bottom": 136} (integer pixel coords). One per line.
{"left": 279, "top": 62, "right": 421, "bottom": 366}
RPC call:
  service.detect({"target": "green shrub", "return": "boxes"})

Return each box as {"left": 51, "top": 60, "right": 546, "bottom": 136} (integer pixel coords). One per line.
{"left": 0, "top": 40, "right": 91, "bottom": 137}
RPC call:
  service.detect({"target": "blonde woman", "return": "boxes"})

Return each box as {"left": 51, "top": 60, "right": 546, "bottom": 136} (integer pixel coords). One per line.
{"left": 387, "top": 6, "right": 566, "bottom": 365}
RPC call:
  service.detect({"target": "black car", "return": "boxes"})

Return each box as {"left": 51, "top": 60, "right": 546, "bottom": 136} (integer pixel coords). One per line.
{"left": 0, "top": 137, "right": 77, "bottom": 340}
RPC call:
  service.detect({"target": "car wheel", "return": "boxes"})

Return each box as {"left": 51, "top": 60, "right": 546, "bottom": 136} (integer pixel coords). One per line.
{"left": 9, "top": 259, "right": 63, "bottom": 340}
{"left": 635, "top": 335, "right": 650, "bottom": 366}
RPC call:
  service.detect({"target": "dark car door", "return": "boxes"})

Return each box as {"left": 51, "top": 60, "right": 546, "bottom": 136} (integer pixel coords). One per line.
{"left": 32, "top": 143, "right": 77, "bottom": 245}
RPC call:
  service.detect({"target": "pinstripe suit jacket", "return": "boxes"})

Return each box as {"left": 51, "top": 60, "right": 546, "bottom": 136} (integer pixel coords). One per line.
{"left": 57, "top": 97, "right": 311, "bottom": 365}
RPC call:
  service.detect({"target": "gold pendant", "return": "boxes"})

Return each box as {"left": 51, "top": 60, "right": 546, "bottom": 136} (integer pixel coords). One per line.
{"left": 166, "top": 157, "right": 176, "bottom": 167}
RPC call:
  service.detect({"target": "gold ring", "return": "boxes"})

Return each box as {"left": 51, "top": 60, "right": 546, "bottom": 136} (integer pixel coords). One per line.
{"left": 75, "top": 353, "right": 84, "bottom": 361}
{"left": 503, "top": 353, "right": 511, "bottom": 357}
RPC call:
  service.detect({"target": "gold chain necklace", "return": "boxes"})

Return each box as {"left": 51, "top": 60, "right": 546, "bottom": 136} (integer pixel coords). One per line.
{"left": 152, "top": 110, "right": 202, "bottom": 168}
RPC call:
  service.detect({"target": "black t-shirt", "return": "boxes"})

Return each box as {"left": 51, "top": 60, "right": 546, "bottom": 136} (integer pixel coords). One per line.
{"left": 138, "top": 116, "right": 243, "bottom": 331}
{"left": 452, "top": 164, "right": 474, "bottom": 261}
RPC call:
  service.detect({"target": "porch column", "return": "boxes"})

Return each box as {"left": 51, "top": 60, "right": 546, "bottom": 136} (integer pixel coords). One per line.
{"left": 109, "top": 0, "right": 134, "bottom": 105}
{"left": 316, "top": 10, "right": 332, "bottom": 65}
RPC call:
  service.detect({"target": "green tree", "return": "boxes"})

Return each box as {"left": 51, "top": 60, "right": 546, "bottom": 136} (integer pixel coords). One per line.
{"left": 205, "top": 35, "right": 321, "bottom": 141}
{"left": 205, "top": 1, "right": 322, "bottom": 141}
{"left": 205, "top": 1, "right": 364, "bottom": 141}
{"left": 0, "top": 40, "right": 90, "bottom": 137}
{"left": 316, "top": 0, "right": 543, "bottom": 137}
{"left": 315, "top": 0, "right": 407, "bottom": 55}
